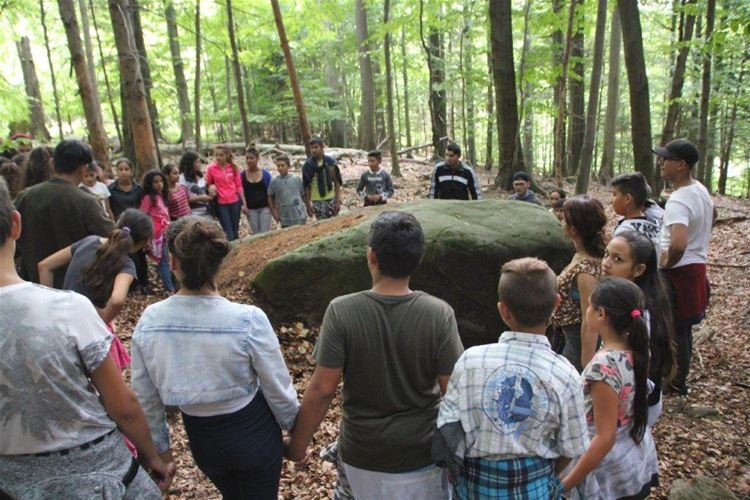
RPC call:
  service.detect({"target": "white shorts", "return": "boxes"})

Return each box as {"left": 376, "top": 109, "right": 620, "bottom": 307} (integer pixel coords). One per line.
{"left": 342, "top": 462, "right": 451, "bottom": 500}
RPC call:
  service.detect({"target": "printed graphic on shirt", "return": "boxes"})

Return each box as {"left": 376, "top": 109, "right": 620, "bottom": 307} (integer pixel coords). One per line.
{"left": 482, "top": 363, "right": 550, "bottom": 435}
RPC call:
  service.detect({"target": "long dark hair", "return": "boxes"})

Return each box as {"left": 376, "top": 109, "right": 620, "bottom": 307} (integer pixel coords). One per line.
{"left": 616, "top": 231, "right": 676, "bottom": 387}
{"left": 142, "top": 169, "right": 168, "bottom": 204}
{"left": 82, "top": 209, "right": 153, "bottom": 305}
{"left": 591, "top": 277, "right": 649, "bottom": 444}
{"left": 563, "top": 196, "right": 607, "bottom": 258}
{"left": 25, "top": 147, "right": 54, "bottom": 187}
{"left": 179, "top": 151, "right": 201, "bottom": 183}
{"left": 167, "top": 217, "right": 230, "bottom": 291}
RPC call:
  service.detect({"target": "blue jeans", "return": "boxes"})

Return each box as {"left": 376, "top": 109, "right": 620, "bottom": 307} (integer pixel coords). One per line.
{"left": 157, "top": 244, "right": 175, "bottom": 292}
{"left": 216, "top": 201, "right": 242, "bottom": 241}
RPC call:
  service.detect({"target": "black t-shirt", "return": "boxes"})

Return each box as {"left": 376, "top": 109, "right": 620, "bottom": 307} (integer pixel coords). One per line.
{"left": 241, "top": 170, "right": 271, "bottom": 209}
{"left": 108, "top": 181, "right": 143, "bottom": 219}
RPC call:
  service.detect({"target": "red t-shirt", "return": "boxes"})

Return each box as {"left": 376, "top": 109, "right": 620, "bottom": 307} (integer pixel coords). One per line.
{"left": 206, "top": 162, "right": 242, "bottom": 205}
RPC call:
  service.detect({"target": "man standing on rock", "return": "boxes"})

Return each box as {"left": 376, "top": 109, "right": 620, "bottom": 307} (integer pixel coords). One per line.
{"left": 428, "top": 143, "right": 481, "bottom": 200}
{"left": 653, "top": 138, "right": 716, "bottom": 396}
{"left": 285, "top": 211, "right": 464, "bottom": 499}
{"left": 302, "top": 136, "right": 342, "bottom": 220}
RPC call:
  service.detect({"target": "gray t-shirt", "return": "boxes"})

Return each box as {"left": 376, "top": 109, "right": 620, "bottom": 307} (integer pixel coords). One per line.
{"left": 64, "top": 235, "right": 138, "bottom": 308}
{"left": 0, "top": 283, "right": 114, "bottom": 454}
{"left": 313, "top": 290, "right": 464, "bottom": 473}
{"left": 268, "top": 174, "right": 306, "bottom": 226}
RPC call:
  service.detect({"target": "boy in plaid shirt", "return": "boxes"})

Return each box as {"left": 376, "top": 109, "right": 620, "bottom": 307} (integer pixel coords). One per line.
{"left": 433, "top": 257, "right": 589, "bottom": 499}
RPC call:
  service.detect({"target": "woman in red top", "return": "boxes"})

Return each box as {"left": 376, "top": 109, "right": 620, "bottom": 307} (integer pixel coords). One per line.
{"left": 205, "top": 145, "right": 247, "bottom": 240}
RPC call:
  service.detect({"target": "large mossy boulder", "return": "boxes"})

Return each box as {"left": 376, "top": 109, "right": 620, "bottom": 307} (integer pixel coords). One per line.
{"left": 252, "top": 199, "right": 573, "bottom": 346}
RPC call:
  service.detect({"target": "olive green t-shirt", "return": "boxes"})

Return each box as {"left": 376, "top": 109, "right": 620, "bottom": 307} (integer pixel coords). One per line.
{"left": 313, "top": 290, "right": 464, "bottom": 473}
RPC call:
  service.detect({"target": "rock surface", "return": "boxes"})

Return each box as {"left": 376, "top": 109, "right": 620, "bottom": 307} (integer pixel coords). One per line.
{"left": 669, "top": 476, "right": 737, "bottom": 499}
{"left": 251, "top": 199, "right": 573, "bottom": 346}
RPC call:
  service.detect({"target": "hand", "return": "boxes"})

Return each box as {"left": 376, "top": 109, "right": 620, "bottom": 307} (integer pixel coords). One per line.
{"left": 333, "top": 200, "right": 341, "bottom": 215}
{"left": 241, "top": 205, "right": 249, "bottom": 215}
{"left": 283, "top": 437, "right": 309, "bottom": 463}
{"left": 306, "top": 204, "right": 314, "bottom": 217}
{"left": 144, "top": 456, "right": 176, "bottom": 492}
{"left": 271, "top": 211, "right": 280, "bottom": 223}
{"left": 208, "top": 185, "right": 217, "bottom": 197}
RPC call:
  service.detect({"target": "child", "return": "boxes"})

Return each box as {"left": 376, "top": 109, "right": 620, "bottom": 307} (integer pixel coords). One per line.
{"left": 241, "top": 147, "right": 273, "bottom": 234}
{"left": 140, "top": 170, "right": 176, "bottom": 293}
{"left": 178, "top": 151, "right": 214, "bottom": 216}
{"left": 601, "top": 230, "right": 676, "bottom": 424}
{"left": 163, "top": 163, "right": 192, "bottom": 221}
{"left": 551, "top": 198, "right": 565, "bottom": 222}
{"left": 610, "top": 172, "right": 660, "bottom": 246}
{"left": 80, "top": 162, "right": 115, "bottom": 220}
{"left": 356, "top": 150, "right": 394, "bottom": 206}
{"left": 509, "top": 171, "right": 543, "bottom": 205}
{"left": 268, "top": 155, "right": 307, "bottom": 228}
{"left": 434, "top": 257, "right": 589, "bottom": 499}
{"left": 205, "top": 145, "right": 247, "bottom": 240}
{"left": 561, "top": 277, "right": 659, "bottom": 499}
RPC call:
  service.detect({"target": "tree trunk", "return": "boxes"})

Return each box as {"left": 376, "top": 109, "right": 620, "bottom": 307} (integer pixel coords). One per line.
{"left": 90, "top": 0, "right": 122, "bottom": 148}
{"left": 517, "top": 0, "right": 533, "bottom": 170}
{"left": 326, "top": 60, "right": 348, "bottom": 147}
{"left": 598, "top": 7, "right": 621, "bottom": 184}
{"left": 660, "top": 0, "right": 697, "bottom": 146}
{"left": 355, "top": 0, "right": 376, "bottom": 150}
{"left": 696, "top": 0, "right": 715, "bottom": 184}
{"left": 108, "top": 0, "right": 157, "bottom": 176}
{"left": 717, "top": 56, "right": 746, "bottom": 195}
{"left": 58, "top": 0, "right": 111, "bottom": 170}
{"left": 77, "top": 0, "right": 102, "bottom": 113}
{"left": 552, "top": 0, "right": 567, "bottom": 178}
{"left": 225, "top": 0, "right": 251, "bottom": 146}
{"left": 400, "top": 28, "right": 413, "bottom": 156}
{"left": 490, "top": 0, "right": 525, "bottom": 188}
{"left": 165, "top": 0, "right": 194, "bottom": 144}
{"left": 553, "top": 0, "right": 579, "bottom": 186}
{"left": 194, "top": 0, "right": 201, "bottom": 151}
{"left": 225, "top": 56, "right": 234, "bottom": 140}
{"left": 568, "top": 3, "right": 585, "bottom": 176}
{"left": 576, "top": 0, "right": 607, "bottom": 194}
{"left": 463, "top": 4, "right": 476, "bottom": 168}
{"left": 484, "top": 32, "right": 494, "bottom": 171}
{"left": 428, "top": 29, "right": 447, "bottom": 158}
{"left": 618, "top": 0, "right": 656, "bottom": 191}
{"left": 16, "top": 37, "right": 51, "bottom": 142}
{"left": 383, "top": 0, "right": 400, "bottom": 176}
{"left": 270, "top": 0, "right": 312, "bottom": 154}
{"left": 130, "top": 0, "right": 162, "bottom": 143}
{"left": 40, "top": 0, "right": 64, "bottom": 140}
{"left": 205, "top": 53, "right": 224, "bottom": 141}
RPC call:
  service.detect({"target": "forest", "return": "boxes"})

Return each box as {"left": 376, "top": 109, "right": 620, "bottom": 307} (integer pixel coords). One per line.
{"left": 1, "top": 0, "right": 749, "bottom": 195}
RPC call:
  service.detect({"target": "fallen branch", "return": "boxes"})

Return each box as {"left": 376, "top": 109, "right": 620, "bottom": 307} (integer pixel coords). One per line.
{"left": 708, "top": 262, "right": 749, "bottom": 269}
{"left": 715, "top": 215, "right": 749, "bottom": 225}
{"left": 397, "top": 136, "right": 450, "bottom": 156}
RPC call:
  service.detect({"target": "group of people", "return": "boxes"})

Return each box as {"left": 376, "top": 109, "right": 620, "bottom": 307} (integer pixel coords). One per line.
{"left": 0, "top": 136, "right": 715, "bottom": 499}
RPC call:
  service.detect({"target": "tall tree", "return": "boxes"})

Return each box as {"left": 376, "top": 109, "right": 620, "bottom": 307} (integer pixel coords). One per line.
{"left": 226, "top": 0, "right": 251, "bottom": 145}
{"left": 90, "top": 0, "right": 123, "bottom": 148}
{"left": 696, "top": 0, "right": 715, "bottom": 184}
{"left": 16, "top": 37, "right": 51, "bottom": 142}
{"left": 419, "top": 0, "right": 447, "bottom": 158}
{"left": 400, "top": 28, "right": 413, "bottom": 153}
{"left": 576, "top": 0, "right": 607, "bottom": 194}
{"left": 194, "top": 0, "right": 201, "bottom": 151}
{"left": 270, "top": 0, "right": 311, "bottom": 154}
{"left": 484, "top": 32, "right": 494, "bottom": 171}
{"left": 165, "top": 0, "right": 194, "bottom": 144}
{"left": 552, "top": 0, "right": 567, "bottom": 177}
{"left": 598, "top": 7, "right": 622, "bottom": 184}
{"left": 553, "top": 0, "right": 579, "bottom": 185}
{"left": 490, "top": 0, "right": 526, "bottom": 188}
{"left": 717, "top": 54, "right": 747, "bottom": 195}
{"left": 77, "top": 0, "right": 101, "bottom": 113}
{"left": 40, "top": 0, "right": 64, "bottom": 140}
{"left": 660, "top": 0, "right": 698, "bottom": 146}
{"left": 58, "top": 0, "right": 111, "bottom": 170}
{"left": 108, "top": 0, "right": 158, "bottom": 175}
{"left": 355, "top": 0, "right": 376, "bottom": 150}
{"left": 130, "top": 0, "right": 162, "bottom": 143}
{"left": 383, "top": 0, "right": 400, "bottom": 176}
{"left": 618, "top": 0, "right": 656, "bottom": 191}
{"left": 568, "top": 1, "right": 585, "bottom": 176}
{"left": 462, "top": 2, "right": 477, "bottom": 167}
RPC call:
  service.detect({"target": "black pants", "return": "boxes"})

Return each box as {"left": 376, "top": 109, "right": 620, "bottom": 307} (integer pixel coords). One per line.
{"left": 131, "top": 249, "right": 149, "bottom": 289}
{"left": 672, "top": 316, "right": 702, "bottom": 394}
{"left": 181, "top": 392, "right": 282, "bottom": 500}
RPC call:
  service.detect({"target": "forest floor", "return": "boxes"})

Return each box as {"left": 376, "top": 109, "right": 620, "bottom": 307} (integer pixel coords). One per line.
{"left": 118, "top": 156, "right": 750, "bottom": 499}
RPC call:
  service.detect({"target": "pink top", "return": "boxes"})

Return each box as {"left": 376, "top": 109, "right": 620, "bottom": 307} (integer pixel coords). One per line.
{"left": 206, "top": 162, "right": 242, "bottom": 205}
{"left": 167, "top": 184, "right": 192, "bottom": 220}
{"left": 140, "top": 194, "right": 170, "bottom": 237}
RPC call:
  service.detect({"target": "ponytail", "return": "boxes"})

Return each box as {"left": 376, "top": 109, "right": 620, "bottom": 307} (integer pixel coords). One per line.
{"left": 590, "top": 277, "right": 650, "bottom": 444}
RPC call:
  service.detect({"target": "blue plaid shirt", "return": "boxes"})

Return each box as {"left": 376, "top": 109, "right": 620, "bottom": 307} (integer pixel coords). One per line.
{"left": 437, "top": 331, "right": 589, "bottom": 460}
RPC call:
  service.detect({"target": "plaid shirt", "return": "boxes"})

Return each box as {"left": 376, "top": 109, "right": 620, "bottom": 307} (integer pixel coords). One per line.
{"left": 437, "top": 332, "right": 589, "bottom": 460}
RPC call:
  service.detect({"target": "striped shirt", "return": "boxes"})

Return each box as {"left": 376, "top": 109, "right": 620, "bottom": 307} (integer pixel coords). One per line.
{"left": 437, "top": 331, "right": 589, "bottom": 460}
{"left": 167, "top": 184, "right": 191, "bottom": 220}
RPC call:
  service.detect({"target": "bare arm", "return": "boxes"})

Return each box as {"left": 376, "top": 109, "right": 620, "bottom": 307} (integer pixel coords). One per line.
{"left": 268, "top": 195, "right": 279, "bottom": 222}
{"left": 562, "top": 381, "right": 618, "bottom": 491}
{"left": 98, "top": 273, "right": 135, "bottom": 324}
{"left": 662, "top": 223, "right": 688, "bottom": 268}
{"left": 438, "top": 374, "right": 451, "bottom": 396}
{"left": 285, "top": 365, "right": 341, "bottom": 461}
{"left": 38, "top": 246, "right": 73, "bottom": 288}
{"left": 578, "top": 272, "right": 599, "bottom": 368}
{"left": 90, "top": 357, "right": 176, "bottom": 491}
{"left": 304, "top": 187, "right": 313, "bottom": 216}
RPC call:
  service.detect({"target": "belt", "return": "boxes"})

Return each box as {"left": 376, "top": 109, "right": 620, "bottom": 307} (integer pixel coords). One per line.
{"left": 32, "top": 429, "right": 116, "bottom": 457}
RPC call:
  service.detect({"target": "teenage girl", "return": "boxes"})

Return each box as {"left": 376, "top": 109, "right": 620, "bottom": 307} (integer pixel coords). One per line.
{"left": 38, "top": 208, "right": 153, "bottom": 368}
{"left": 241, "top": 147, "right": 273, "bottom": 234}
{"left": 140, "top": 170, "right": 176, "bottom": 293}
{"left": 205, "top": 145, "right": 247, "bottom": 240}
{"left": 602, "top": 230, "right": 676, "bottom": 423}
{"left": 163, "top": 163, "right": 192, "bottom": 221}
{"left": 178, "top": 151, "right": 214, "bottom": 216}
{"left": 561, "top": 277, "right": 659, "bottom": 499}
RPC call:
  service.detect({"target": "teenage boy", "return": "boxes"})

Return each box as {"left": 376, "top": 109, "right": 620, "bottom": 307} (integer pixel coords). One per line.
{"left": 356, "top": 150, "right": 394, "bottom": 206}
{"left": 433, "top": 257, "right": 588, "bottom": 497}
{"left": 302, "top": 136, "right": 342, "bottom": 220}
{"left": 285, "top": 211, "right": 464, "bottom": 499}
{"left": 14, "top": 139, "right": 113, "bottom": 287}
{"left": 509, "top": 171, "right": 543, "bottom": 205}
{"left": 653, "top": 138, "right": 716, "bottom": 396}
{"left": 429, "top": 143, "right": 481, "bottom": 200}
{"left": 268, "top": 155, "right": 307, "bottom": 228}
{"left": 610, "top": 172, "right": 660, "bottom": 246}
